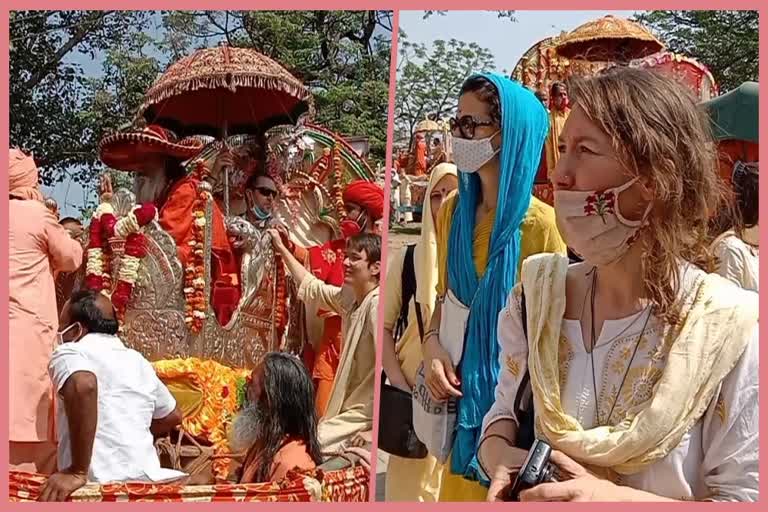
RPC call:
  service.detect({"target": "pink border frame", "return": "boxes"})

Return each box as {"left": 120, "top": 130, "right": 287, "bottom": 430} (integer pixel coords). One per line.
{"left": 3, "top": 3, "right": 766, "bottom": 508}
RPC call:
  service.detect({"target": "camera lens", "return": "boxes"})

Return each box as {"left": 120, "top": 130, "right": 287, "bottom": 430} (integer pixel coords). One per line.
{"left": 539, "top": 463, "right": 556, "bottom": 484}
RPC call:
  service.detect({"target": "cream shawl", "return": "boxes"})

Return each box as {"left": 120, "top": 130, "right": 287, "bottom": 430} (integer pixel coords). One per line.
{"left": 522, "top": 253, "right": 758, "bottom": 475}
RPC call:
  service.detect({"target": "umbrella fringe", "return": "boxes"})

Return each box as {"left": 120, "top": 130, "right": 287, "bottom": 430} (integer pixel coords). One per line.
{"left": 135, "top": 73, "right": 314, "bottom": 125}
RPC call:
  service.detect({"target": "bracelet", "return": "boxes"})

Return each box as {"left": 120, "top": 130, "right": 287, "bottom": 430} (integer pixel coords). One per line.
{"left": 422, "top": 329, "right": 439, "bottom": 343}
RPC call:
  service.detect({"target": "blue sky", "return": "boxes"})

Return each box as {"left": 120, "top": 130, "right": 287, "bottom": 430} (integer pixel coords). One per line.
{"left": 398, "top": 10, "right": 641, "bottom": 74}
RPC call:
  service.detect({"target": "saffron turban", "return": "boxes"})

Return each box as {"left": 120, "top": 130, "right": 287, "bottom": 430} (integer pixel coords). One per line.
{"left": 9, "top": 148, "right": 43, "bottom": 201}
{"left": 342, "top": 180, "right": 384, "bottom": 220}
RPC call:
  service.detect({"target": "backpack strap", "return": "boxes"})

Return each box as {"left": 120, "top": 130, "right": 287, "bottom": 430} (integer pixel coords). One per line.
{"left": 394, "top": 244, "right": 418, "bottom": 341}
{"left": 513, "top": 288, "right": 529, "bottom": 413}
{"left": 514, "top": 287, "right": 535, "bottom": 450}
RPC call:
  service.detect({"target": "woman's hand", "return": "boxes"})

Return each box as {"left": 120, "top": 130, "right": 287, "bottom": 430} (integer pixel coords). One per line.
{"left": 422, "top": 335, "right": 462, "bottom": 401}
{"left": 486, "top": 446, "right": 529, "bottom": 501}
{"left": 519, "top": 451, "right": 620, "bottom": 502}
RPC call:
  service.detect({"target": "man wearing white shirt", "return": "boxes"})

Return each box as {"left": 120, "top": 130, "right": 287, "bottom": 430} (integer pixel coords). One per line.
{"left": 39, "top": 290, "right": 184, "bottom": 501}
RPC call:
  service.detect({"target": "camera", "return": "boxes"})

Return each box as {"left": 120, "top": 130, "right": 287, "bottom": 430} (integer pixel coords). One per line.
{"left": 502, "top": 438, "right": 558, "bottom": 501}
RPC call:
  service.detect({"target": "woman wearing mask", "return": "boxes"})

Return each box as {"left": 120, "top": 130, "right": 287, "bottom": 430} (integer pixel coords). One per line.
{"left": 381, "top": 163, "right": 458, "bottom": 501}
{"left": 422, "top": 73, "right": 566, "bottom": 501}
{"left": 481, "top": 68, "right": 758, "bottom": 502}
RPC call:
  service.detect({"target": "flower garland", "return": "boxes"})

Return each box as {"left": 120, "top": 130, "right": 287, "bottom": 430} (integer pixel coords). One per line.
{"left": 84, "top": 201, "right": 157, "bottom": 321}
{"left": 331, "top": 146, "right": 346, "bottom": 218}
{"left": 183, "top": 161, "right": 210, "bottom": 333}
{"left": 84, "top": 202, "right": 114, "bottom": 292}
{"left": 152, "top": 357, "right": 251, "bottom": 481}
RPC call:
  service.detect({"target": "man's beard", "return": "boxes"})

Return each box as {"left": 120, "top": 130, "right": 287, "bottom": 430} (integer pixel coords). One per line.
{"left": 134, "top": 174, "right": 169, "bottom": 205}
{"left": 229, "top": 400, "right": 267, "bottom": 453}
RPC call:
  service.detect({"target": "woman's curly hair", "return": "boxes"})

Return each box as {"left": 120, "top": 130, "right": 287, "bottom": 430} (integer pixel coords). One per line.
{"left": 570, "top": 68, "right": 726, "bottom": 323}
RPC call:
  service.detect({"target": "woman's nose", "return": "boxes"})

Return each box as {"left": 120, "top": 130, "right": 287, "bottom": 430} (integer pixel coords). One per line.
{"left": 551, "top": 157, "right": 574, "bottom": 191}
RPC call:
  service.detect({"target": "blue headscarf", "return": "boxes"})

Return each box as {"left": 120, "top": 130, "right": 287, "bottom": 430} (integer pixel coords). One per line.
{"left": 447, "top": 73, "right": 549, "bottom": 483}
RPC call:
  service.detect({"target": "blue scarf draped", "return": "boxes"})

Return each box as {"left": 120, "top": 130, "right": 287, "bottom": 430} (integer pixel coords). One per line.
{"left": 447, "top": 73, "right": 549, "bottom": 484}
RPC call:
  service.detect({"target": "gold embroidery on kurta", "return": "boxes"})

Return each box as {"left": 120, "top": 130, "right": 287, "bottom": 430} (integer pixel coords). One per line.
{"left": 506, "top": 356, "right": 521, "bottom": 378}
{"left": 715, "top": 395, "right": 727, "bottom": 425}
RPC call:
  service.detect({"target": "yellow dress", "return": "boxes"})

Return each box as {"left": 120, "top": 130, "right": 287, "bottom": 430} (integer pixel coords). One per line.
{"left": 434, "top": 193, "right": 566, "bottom": 502}
{"left": 381, "top": 248, "right": 443, "bottom": 501}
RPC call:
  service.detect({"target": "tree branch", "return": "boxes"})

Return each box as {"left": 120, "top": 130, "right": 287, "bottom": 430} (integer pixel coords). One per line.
{"left": 23, "top": 11, "right": 112, "bottom": 90}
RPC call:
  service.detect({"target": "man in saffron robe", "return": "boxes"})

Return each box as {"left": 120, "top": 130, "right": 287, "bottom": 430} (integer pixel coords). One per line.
{"left": 99, "top": 125, "right": 240, "bottom": 325}
{"left": 9, "top": 149, "right": 83, "bottom": 474}
{"left": 279, "top": 180, "right": 384, "bottom": 417}
{"left": 413, "top": 133, "right": 428, "bottom": 176}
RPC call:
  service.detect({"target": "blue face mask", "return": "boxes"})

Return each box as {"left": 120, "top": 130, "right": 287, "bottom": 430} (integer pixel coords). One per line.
{"left": 251, "top": 205, "right": 271, "bottom": 221}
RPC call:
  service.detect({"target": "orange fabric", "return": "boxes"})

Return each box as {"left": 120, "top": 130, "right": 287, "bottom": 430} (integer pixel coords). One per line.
{"left": 717, "top": 140, "right": 758, "bottom": 185}
{"left": 269, "top": 440, "right": 316, "bottom": 482}
{"left": 159, "top": 176, "right": 240, "bottom": 325}
{"left": 240, "top": 438, "right": 316, "bottom": 484}
{"left": 10, "top": 199, "right": 82, "bottom": 442}
{"left": 312, "top": 317, "right": 342, "bottom": 417}
{"left": 9, "top": 149, "right": 44, "bottom": 202}
{"left": 9, "top": 442, "right": 57, "bottom": 475}
{"left": 414, "top": 140, "right": 427, "bottom": 176}
{"left": 10, "top": 466, "right": 370, "bottom": 502}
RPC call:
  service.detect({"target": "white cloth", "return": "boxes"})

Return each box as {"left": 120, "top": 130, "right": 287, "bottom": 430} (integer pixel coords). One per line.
{"left": 484, "top": 265, "right": 759, "bottom": 501}
{"left": 712, "top": 231, "right": 759, "bottom": 292}
{"left": 49, "top": 333, "right": 185, "bottom": 483}
{"left": 399, "top": 175, "right": 413, "bottom": 223}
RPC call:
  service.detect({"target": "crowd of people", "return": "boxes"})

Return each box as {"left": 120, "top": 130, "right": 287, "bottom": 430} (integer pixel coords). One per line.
{"left": 382, "top": 67, "right": 758, "bottom": 502}
{"left": 9, "top": 121, "right": 385, "bottom": 500}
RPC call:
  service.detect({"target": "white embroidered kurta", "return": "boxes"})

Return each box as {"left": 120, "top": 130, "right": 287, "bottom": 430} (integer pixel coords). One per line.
{"left": 712, "top": 231, "right": 759, "bottom": 292}
{"left": 297, "top": 276, "right": 378, "bottom": 453}
{"left": 483, "top": 265, "right": 759, "bottom": 501}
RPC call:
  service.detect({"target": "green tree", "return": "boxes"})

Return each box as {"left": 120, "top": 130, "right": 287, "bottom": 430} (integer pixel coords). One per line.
{"left": 10, "top": 10, "right": 392, "bottom": 196}
{"left": 10, "top": 11, "right": 155, "bottom": 186}
{"left": 634, "top": 10, "right": 758, "bottom": 92}
{"left": 395, "top": 34, "right": 496, "bottom": 144}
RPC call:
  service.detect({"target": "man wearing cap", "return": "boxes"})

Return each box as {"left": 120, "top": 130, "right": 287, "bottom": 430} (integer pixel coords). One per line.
{"left": 9, "top": 149, "right": 84, "bottom": 473}
{"left": 279, "top": 180, "right": 384, "bottom": 417}
{"left": 99, "top": 125, "right": 241, "bottom": 326}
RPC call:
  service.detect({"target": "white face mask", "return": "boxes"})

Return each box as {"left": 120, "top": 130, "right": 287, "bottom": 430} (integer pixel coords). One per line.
{"left": 56, "top": 322, "right": 82, "bottom": 346}
{"left": 555, "top": 177, "right": 652, "bottom": 266}
{"left": 452, "top": 131, "right": 499, "bottom": 173}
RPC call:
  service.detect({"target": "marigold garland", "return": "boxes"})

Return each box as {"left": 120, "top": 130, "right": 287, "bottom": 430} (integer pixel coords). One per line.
{"left": 331, "top": 146, "right": 346, "bottom": 218}
{"left": 152, "top": 357, "right": 251, "bottom": 481}
{"left": 183, "top": 161, "right": 210, "bottom": 333}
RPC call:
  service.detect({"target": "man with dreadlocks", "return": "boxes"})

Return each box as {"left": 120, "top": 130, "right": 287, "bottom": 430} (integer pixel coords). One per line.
{"left": 231, "top": 352, "right": 322, "bottom": 483}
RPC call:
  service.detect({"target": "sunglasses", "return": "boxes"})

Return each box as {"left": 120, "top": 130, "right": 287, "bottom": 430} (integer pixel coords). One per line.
{"left": 255, "top": 187, "right": 277, "bottom": 198}
{"left": 449, "top": 115, "right": 496, "bottom": 139}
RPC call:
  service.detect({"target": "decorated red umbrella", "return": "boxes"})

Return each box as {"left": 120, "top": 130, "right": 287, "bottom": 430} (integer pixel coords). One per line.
{"left": 134, "top": 45, "right": 313, "bottom": 138}
{"left": 555, "top": 15, "right": 664, "bottom": 63}
{"left": 133, "top": 45, "right": 314, "bottom": 214}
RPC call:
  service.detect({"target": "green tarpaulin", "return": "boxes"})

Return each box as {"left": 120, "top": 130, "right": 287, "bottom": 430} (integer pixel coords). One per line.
{"left": 702, "top": 82, "right": 758, "bottom": 144}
